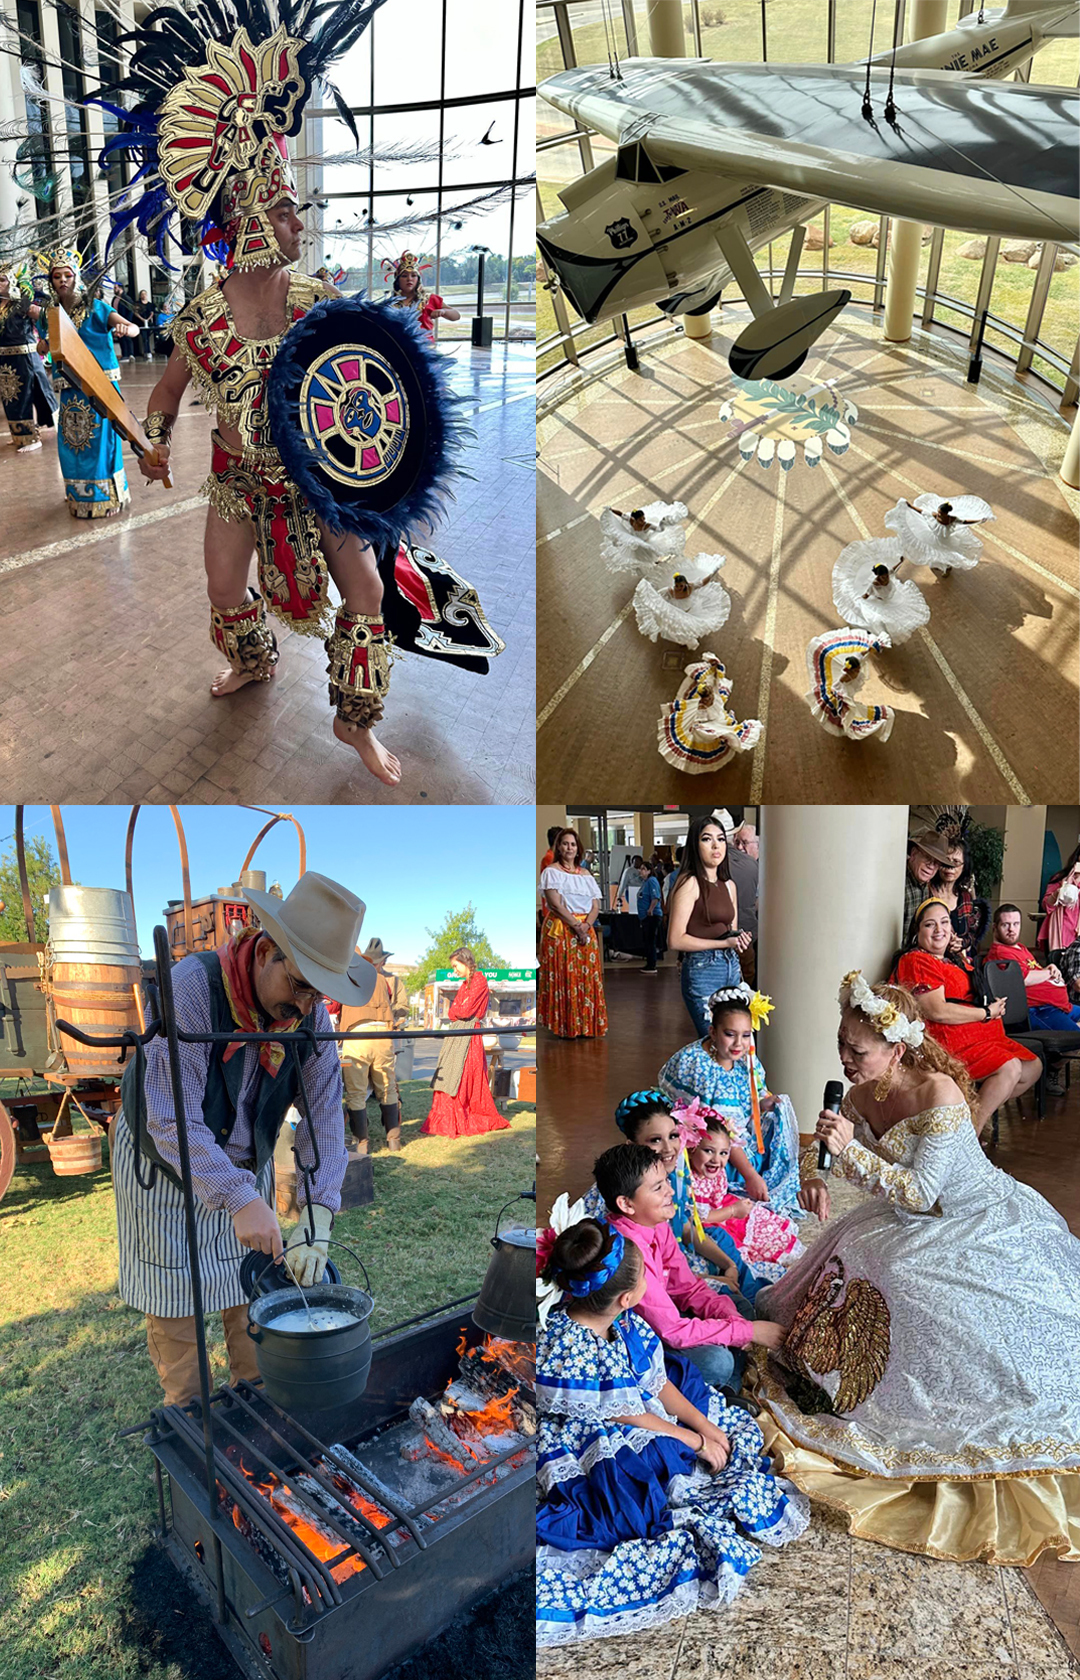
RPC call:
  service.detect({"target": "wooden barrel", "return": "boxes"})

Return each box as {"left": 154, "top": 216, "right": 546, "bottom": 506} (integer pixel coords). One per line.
{"left": 46, "top": 886, "right": 142, "bottom": 1080}
{"left": 49, "top": 963, "right": 142, "bottom": 1078}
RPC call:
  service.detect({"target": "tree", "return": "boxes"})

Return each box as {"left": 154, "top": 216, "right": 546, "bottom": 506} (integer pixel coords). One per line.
{"left": 406, "top": 905, "right": 507, "bottom": 994}
{"left": 0, "top": 836, "right": 65, "bottom": 944}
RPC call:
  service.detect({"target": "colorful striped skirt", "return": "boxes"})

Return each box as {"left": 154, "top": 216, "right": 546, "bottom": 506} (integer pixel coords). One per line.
{"left": 538, "top": 914, "right": 608, "bottom": 1040}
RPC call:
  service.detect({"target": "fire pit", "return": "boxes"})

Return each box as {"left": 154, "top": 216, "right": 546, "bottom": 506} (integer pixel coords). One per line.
{"left": 144, "top": 1304, "right": 535, "bottom": 1680}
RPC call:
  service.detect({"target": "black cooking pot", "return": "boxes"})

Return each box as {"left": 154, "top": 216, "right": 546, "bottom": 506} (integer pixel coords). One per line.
{"left": 245, "top": 1238, "right": 374, "bottom": 1413}
{"left": 473, "top": 1191, "right": 536, "bottom": 1341}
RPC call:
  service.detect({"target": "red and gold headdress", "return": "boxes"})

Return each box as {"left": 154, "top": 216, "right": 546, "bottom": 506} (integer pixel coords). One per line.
{"left": 89, "top": 0, "right": 390, "bottom": 272}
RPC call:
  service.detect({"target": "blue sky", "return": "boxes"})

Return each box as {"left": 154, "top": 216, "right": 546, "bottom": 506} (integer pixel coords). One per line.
{"left": 2, "top": 806, "right": 536, "bottom": 969}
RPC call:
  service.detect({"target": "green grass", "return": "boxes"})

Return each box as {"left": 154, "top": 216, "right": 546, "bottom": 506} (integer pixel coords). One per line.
{"left": 537, "top": 6, "right": 1078, "bottom": 387}
{"left": 0, "top": 1082, "right": 535, "bottom": 1680}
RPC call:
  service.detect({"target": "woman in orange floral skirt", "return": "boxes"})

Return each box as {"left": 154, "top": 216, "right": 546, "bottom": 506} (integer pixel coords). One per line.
{"left": 539, "top": 829, "right": 608, "bottom": 1038}
{"left": 423, "top": 948, "right": 510, "bottom": 1137}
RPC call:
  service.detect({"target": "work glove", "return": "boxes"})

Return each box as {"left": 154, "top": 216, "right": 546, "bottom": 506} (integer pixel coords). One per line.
{"left": 283, "top": 1203, "right": 333, "bottom": 1286}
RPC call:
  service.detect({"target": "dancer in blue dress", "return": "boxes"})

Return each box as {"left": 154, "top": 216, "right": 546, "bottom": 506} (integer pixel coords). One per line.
{"left": 659, "top": 986, "right": 803, "bottom": 1217}
{"left": 39, "top": 250, "right": 138, "bottom": 518}
{"left": 536, "top": 1218, "right": 809, "bottom": 1645}
{"left": 581, "top": 1089, "right": 762, "bottom": 1303}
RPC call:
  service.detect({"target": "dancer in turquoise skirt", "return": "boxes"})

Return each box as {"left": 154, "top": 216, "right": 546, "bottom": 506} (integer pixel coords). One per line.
{"left": 38, "top": 249, "right": 140, "bottom": 517}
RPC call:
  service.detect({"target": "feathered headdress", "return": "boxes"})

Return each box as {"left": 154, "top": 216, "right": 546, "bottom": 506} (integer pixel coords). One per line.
{"left": 87, "top": 0, "right": 391, "bottom": 271}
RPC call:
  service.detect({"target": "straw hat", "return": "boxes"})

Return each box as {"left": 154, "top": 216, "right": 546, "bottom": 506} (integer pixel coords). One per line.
{"left": 242, "top": 873, "right": 376, "bottom": 1006}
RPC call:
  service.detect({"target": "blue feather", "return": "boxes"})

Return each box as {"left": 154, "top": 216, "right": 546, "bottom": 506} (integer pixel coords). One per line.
{"left": 267, "top": 292, "right": 475, "bottom": 551}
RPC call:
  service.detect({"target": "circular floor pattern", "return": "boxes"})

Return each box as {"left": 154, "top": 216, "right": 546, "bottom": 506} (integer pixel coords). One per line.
{"left": 538, "top": 308, "right": 1078, "bottom": 804}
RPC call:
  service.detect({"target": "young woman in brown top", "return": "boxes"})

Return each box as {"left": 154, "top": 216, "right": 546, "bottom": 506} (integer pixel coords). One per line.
{"left": 667, "top": 816, "right": 753, "bottom": 1035}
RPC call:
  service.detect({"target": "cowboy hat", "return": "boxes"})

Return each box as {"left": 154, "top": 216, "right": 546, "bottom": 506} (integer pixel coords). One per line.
{"left": 908, "top": 827, "right": 954, "bottom": 868}
{"left": 363, "top": 937, "right": 393, "bottom": 963}
{"left": 242, "top": 873, "right": 376, "bottom": 1006}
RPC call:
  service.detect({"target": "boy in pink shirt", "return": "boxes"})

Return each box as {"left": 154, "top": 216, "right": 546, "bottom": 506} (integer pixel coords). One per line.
{"left": 597, "top": 1143, "right": 786, "bottom": 1391}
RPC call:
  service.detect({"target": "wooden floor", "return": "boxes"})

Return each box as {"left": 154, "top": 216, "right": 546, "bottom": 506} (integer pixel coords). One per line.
{"left": 537, "top": 309, "right": 1079, "bottom": 806}
{"left": 537, "top": 955, "right": 1080, "bottom": 1660}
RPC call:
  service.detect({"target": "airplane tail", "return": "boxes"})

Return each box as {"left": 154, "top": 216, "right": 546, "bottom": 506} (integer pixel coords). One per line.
{"left": 1001, "top": 0, "right": 1078, "bottom": 32}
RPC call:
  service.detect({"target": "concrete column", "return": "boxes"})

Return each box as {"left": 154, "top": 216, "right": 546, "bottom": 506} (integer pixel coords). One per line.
{"left": 575, "top": 818, "right": 596, "bottom": 855}
{"left": 646, "top": 0, "right": 685, "bottom": 56}
{"left": 1060, "top": 409, "right": 1080, "bottom": 490}
{"left": 634, "top": 812, "right": 655, "bottom": 855}
{"left": 999, "top": 805, "right": 1047, "bottom": 937}
{"left": 757, "top": 806, "right": 909, "bottom": 1133}
{"left": 882, "top": 0, "right": 948, "bottom": 343}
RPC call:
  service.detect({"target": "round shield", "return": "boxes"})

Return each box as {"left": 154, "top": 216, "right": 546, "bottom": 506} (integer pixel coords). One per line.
{"left": 268, "top": 294, "right": 460, "bottom": 548}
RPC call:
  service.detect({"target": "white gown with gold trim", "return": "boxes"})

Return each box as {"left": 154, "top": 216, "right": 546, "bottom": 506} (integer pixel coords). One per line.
{"left": 753, "top": 1094, "right": 1080, "bottom": 1564}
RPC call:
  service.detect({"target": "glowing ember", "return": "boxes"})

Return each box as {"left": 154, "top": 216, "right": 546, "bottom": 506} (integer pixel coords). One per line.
{"left": 228, "top": 1449, "right": 366, "bottom": 1583}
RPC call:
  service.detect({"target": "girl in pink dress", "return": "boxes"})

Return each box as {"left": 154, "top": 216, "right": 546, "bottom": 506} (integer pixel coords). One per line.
{"left": 688, "top": 1113, "right": 803, "bottom": 1283}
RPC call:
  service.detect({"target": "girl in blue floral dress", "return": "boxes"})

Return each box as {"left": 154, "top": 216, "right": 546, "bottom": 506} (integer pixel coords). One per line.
{"left": 659, "top": 989, "right": 803, "bottom": 1217}
{"left": 536, "top": 1218, "right": 809, "bottom": 1645}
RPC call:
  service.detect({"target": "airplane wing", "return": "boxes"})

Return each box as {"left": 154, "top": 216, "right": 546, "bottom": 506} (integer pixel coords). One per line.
{"left": 541, "top": 60, "right": 1078, "bottom": 245}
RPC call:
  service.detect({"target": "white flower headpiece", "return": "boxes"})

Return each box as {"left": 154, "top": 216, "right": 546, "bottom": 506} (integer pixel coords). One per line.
{"left": 839, "top": 970, "right": 925, "bottom": 1048}
{"left": 536, "top": 1193, "right": 587, "bottom": 1329}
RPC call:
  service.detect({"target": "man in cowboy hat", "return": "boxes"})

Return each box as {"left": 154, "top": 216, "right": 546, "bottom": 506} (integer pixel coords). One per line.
{"left": 337, "top": 938, "right": 410, "bottom": 1154}
{"left": 112, "top": 872, "right": 376, "bottom": 1407}
{"left": 905, "top": 827, "right": 954, "bottom": 928}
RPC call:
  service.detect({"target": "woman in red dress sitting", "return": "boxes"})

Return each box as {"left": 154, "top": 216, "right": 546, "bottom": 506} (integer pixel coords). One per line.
{"left": 891, "top": 898, "right": 1040, "bottom": 1136}
{"left": 423, "top": 947, "right": 510, "bottom": 1139}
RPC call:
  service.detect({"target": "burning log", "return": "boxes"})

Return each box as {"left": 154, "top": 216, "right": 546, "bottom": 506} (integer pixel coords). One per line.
{"left": 437, "top": 1396, "right": 488, "bottom": 1456}
{"left": 326, "top": 1446, "right": 416, "bottom": 1530}
{"left": 404, "top": 1396, "right": 481, "bottom": 1466}
{"left": 457, "top": 1345, "right": 520, "bottom": 1402}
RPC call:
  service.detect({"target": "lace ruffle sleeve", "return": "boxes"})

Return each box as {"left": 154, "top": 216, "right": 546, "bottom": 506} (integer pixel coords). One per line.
{"left": 537, "top": 1313, "right": 649, "bottom": 1419}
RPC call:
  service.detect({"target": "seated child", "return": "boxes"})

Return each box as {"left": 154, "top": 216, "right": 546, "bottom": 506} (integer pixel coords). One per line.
{"left": 659, "top": 987, "right": 803, "bottom": 1215}
{"left": 582, "top": 1089, "right": 749, "bottom": 1296}
{"left": 596, "top": 1142, "right": 786, "bottom": 1391}
{"left": 536, "top": 1218, "right": 810, "bottom": 1646}
{"left": 688, "top": 1112, "right": 805, "bottom": 1285}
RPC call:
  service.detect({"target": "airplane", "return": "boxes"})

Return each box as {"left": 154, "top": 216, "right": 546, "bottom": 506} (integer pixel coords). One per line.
{"left": 537, "top": 0, "right": 1079, "bottom": 378}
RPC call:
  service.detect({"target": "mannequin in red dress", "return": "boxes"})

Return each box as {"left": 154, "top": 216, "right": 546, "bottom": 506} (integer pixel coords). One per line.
{"left": 423, "top": 948, "right": 510, "bottom": 1138}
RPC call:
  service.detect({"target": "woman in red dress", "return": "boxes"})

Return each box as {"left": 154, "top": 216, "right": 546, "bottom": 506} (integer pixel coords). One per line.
{"left": 423, "top": 948, "right": 510, "bottom": 1138}
{"left": 892, "top": 898, "right": 1040, "bottom": 1135}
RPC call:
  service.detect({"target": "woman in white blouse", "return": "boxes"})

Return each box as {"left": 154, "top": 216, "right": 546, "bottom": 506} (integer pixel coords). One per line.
{"left": 538, "top": 829, "right": 608, "bottom": 1038}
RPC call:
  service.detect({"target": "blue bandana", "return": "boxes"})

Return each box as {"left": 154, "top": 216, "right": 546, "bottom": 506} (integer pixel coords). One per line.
{"left": 564, "top": 1226, "right": 626, "bottom": 1296}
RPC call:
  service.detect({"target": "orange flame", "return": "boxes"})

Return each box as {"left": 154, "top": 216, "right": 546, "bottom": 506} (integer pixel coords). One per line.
{"left": 229, "top": 1448, "right": 367, "bottom": 1583}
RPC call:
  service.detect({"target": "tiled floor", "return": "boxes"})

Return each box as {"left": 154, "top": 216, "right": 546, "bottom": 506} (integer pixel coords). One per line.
{"left": 537, "top": 311, "right": 1079, "bottom": 805}
{"left": 538, "top": 958, "right": 1080, "bottom": 1675}
{"left": 0, "top": 343, "right": 535, "bottom": 804}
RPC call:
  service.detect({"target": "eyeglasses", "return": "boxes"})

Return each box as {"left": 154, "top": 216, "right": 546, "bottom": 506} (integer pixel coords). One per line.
{"left": 282, "top": 964, "right": 321, "bottom": 1007}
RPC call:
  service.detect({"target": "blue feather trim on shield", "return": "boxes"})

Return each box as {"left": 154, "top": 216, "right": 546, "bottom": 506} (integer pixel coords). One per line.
{"left": 267, "top": 292, "right": 474, "bottom": 550}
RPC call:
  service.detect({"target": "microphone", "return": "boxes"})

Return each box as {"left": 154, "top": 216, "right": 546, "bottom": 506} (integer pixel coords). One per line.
{"left": 819, "top": 1080, "right": 845, "bottom": 1174}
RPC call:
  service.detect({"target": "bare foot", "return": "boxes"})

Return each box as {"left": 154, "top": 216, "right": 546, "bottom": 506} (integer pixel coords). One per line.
{"left": 210, "top": 667, "right": 261, "bottom": 697}
{"left": 333, "top": 715, "right": 402, "bottom": 785}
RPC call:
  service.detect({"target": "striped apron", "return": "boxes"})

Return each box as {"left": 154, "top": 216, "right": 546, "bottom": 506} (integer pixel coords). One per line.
{"left": 112, "top": 1110, "right": 275, "bottom": 1317}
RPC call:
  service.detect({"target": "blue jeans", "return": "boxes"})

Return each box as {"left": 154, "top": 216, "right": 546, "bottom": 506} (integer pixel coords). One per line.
{"left": 1028, "top": 1003, "right": 1080, "bottom": 1031}
{"left": 680, "top": 1341, "right": 746, "bottom": 1391}
{"left": 680, "top": 947, "right": 741, "bottom": 1037}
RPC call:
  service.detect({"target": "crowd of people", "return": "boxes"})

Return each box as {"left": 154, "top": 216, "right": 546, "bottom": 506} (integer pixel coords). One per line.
{"left": 537, "top": 811, "right": 759, "bottom": 1032}
{"left": 536, "top": 813, "right": 1080, "bottom": 1646}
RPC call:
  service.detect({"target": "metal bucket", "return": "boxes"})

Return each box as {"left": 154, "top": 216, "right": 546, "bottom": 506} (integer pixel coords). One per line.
{"left": 245, "top": 1240, "right": 374, "bottom": 1413}
{"left": 46, "top": 887, "right": 142, "bottom": 1078}
{"left": 47, "top": 886, "right": 140, "bottom": 965}
{"left": 240, "top": 869, "right": 267, "bottom": 893}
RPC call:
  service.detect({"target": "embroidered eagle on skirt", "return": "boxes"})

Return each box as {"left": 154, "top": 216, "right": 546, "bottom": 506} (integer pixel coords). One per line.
{"left": 783, "top": 1257, "right": 890, "bottom": 1415}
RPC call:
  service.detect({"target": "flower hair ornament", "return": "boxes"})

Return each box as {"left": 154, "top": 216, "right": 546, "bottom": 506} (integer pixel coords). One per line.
{"left": 839, "top": 970, "right": 926, "bottom": 1048}
{"left": 535, "top": 1192, "right": 586, "bottom": 1327}
{"left": 669, "top": 1096, "right": 711, "bottom": 1149}
{"left": 707, "top": 982, "right": 774, "bottom": 1031}
{"left": 614, "top": 1088, "right": 668, "bottom": 1135}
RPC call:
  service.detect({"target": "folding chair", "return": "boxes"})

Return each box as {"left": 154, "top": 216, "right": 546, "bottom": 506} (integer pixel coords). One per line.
{"left": 979, "top": 957, "right": 1077, "bottom": 1135}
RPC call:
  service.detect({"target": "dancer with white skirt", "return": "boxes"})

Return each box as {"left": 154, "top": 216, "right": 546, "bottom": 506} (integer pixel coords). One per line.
{"left": 804, "top": 628, "right": 894, "bottom": 742}
{"left": 658, "top": 653, "right": 762, "bottom": 772}
{"left": 831, "top": 537, "right": 929, "bottom": 645}
{"left": 884, "top": 494, "right": 993, "bottom": 574}
{"left": 634, "top": 555, "right": 731, "bottom": 648}
{"left": 600, "top": 501, "right": 688, "bottom": 575}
